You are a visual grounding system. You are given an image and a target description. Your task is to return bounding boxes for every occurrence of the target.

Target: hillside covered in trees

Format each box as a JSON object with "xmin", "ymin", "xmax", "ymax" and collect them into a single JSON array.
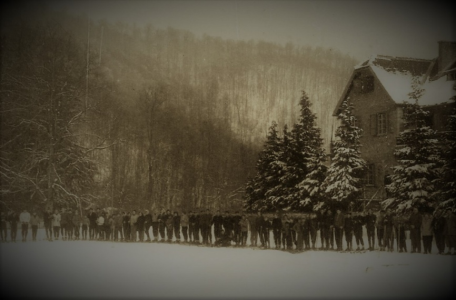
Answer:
[{"xmin": 1, "ymin": 7, "xmax": 357, "ymax": 212}]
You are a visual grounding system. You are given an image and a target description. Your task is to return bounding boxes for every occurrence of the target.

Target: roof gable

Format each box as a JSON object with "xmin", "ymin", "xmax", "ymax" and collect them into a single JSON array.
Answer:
[{"xmin": 334, "ymin": 55, "xmax": 456, "ymax": 115}]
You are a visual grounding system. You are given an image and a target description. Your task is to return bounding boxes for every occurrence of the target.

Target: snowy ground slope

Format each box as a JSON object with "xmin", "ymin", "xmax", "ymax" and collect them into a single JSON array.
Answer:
[{"xmin": 1, "ymin": 237, "xmax": 455, "ymax": 299}]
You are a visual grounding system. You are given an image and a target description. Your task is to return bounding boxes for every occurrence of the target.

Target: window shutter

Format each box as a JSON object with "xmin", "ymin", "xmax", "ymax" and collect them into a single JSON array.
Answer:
[
  {"xmin": 370, "ymin": 114, "xmax": 377, "ymax": 136},
  {"xmin": 386, "ymin": 111, "xmax": 392, "ymax": 134}
]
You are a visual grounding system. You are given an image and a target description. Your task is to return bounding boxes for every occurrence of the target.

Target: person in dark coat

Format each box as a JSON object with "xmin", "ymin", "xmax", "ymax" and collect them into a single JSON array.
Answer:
[
  {"xmin": 151, "ymin": 210, "xmax": 159, "ymax": 241},
  {"xmin": 1, "ymin": 212, "xmax": 7, "ymax": 242},
  {"xmin": 302, "ymin": 215, "xmax": 311, "ymax": 250},
  {"xmin": 173, "ymin": 211, "xmax": 181, "ymax": 243},
  {"xmin": 43, "ymin": 208, "xmax": 53, "ymax": 241},
  {"xmin": 365, "ymin": 209, "xmax": 376, "ymax": 250},
  {"xmin": 352, "ymin": 212, "xmax": 365, "ymax": 251},
  {"xmin": 223, "ymin": 211, "xmax": 233, "ymax": 239},
  {"xmin": 144, "ymin": 210, "xmax": 152, "ymax": 242},
  {"xmin": 444, "ymin": 210, "xmax": 456, "ymax": 255},
  {"xmin": 8, "ymin": 211, "xmax": 19, "ymax": 242},
  {"xmin": 344, "ymin": 212, "xmax": 353, "ymax": 251},
  {"xmin": 158, "ymin": 209, "xmax": 167, "ymax": 242},
  {"xmin": 334, "ymin": 209, "xmax": 345, "ymax": 251},
  {"xmin": 255, "ymin": 212, "xmax": 264, "ymax": 246},
  {"xmin": 432, "ymin": 208, "xmax": 446, "ymax": 254},
  {"xmin": 393, "ymin": 212, "xmax": 407, "ymax": 252},
  {"xmin": 88, "ymin": 209, "xmax": 97, "ymax": 240},
  {"xmin": 309, "ymin": 213, "xmax": 319, "ymax": 250},
  {"xmin": 271, "ymin": 213, "xmax": 282, "ymax": 249},
  {"xmin": 165, "ymin": 210, "xmax": 174, "ymax": 242},
  {"xmin": 189, "ymin": 211, "xmax": 196, "ymax": 243},
  {"xmin": 376, "ymin": 209, "xmax": 385, "ymax": 250},
  {"xmin": 383, "ymin": 208, "xmax": 394, "ymax": 252},
  {"xmin": 215, "ymin": 229, "xmax": 232, "ymax": 247},
  {"xmin": 281, "ymin": 215, "xmax": 293, "ymax": 250},
  {"xmin": 193, "ymin": 211, "xmax": 200, "ymax": 244},
  {"xmin": 262, "ymin": 216, "xmax": 271, "ymax": 248},
  {"xmin": 293, "ymin": 218, "xmax": 304, "ymax": 251},
  {"xmin": 136, "ymin": 212, "xmax": 145, "ymax": 242},
  {"xmin": 60, "ymin": 208, "xmax": 68, "ymax": 240},
  {"xmin": 232, "ymin": 211, "xmax": 242, "ymax": 246},
  {"xmin": 181, "ymin": 211, "xmax": 189, "ymax": 243},
  {"xmin": 122, "ymin": 212, "xmax": 130, "ymax": 242},
  {"xmin": 409, "ymin": 207, "xmax": 422, "ymax": 253},
  {"xmin": 239, "ymin": 215, "xmax": 249, "ymax": 246},
  {"xmin": 30, "ymin": 212, "xmax": 40, "ymax": 241},
  {"xmin": 247, "ymin": 214, "xmax": 258, "ymax": 247},
  {"xmin": 212, "ymin": 210, "xmax": 223, "ymax": 240}
]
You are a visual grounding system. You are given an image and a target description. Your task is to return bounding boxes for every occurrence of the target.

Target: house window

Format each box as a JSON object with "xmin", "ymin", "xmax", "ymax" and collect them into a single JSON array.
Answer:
[
  {"xmin": 377, "ymin": 113, "xmax": 387, "ymax": 135},
  {"xmin": 370, "ymin": 111, "xmax": 391, "ymax": 136},
  {"xmin": 364, "ymin": 164, "xmax": 375, "ymax": 186},
  {"xmin": 351, "ymin": 116, "xmax": 359, "ymax": 128}
]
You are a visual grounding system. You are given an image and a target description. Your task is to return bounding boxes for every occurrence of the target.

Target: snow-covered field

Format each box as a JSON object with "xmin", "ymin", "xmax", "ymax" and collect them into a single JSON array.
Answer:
[{"xmin": 1, "ymin": 230, "xmax": 455, "ymax": 299}]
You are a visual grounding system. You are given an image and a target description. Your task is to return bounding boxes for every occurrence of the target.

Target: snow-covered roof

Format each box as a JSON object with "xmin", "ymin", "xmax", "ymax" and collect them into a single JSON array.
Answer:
[
  {"xmin": 368, "ymin": 55, "xmax": 455, "ymax": 106},
  {"xmin": 334, "ymin": 55, "xmax": 455, "ymax": 115}
]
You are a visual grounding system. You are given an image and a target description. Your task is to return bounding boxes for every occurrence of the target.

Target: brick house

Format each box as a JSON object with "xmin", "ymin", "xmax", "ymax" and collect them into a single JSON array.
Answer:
[{"xmin": 332, "ymin": 41, "xmax": 456, "ymax": 208}]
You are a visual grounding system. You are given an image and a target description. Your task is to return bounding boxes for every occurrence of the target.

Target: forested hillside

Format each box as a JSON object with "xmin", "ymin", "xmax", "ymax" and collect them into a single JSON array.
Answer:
[{"xmin": 1, "ymin": 8, "xmax": 357, "ymax": 212}]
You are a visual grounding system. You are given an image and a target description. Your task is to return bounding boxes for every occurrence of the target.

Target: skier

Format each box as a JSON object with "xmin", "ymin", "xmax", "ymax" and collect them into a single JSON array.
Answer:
[
  {"xmin": 432, "ymin": 208, "xmax": 446, "ymax": 254},
  {"xmin": 52, "ymin": 209, "xmax": 61, "ymax": 241},
  {"xmin": 309, "ymin": 213, "xmax": 319, "ymax": 250},
  {"xmin": 383, "ymin": 208, "xmax": 394, "ymax": 252},
  {"xmin": 165, "ymin": 210, "xmax": 174, "ymax": 243},
  {"xmin": 409, "ymin": 207, "xmax": 422, "ymax": 253},
  {"xmin": 239, "ymin": 214, "xmax": 249, "ymax": 246},
  {"xmin": 365, "ymin": 209, "xmax": 376, "ymax": 250},
  {"xmin": 129, "ymin": 210, "xmax": 138, "ymax": 242},
  {"xmin": 151, "ymin": 210, "xmax": 159, "ymax": 242},
  {"xmin": 343, "ymin": 212, "xmax": 353, "ymax": 252},
  {"xmin": 212, "ymin": 210, "xmax": 223, "ymax": 240},
  {"xmin": 144, "ymin": 210, "xmax": 152, "ymax": 242},
  {"xmin": 30, "ymin": 211, "xmax": 40, "ymax": 242},
  {"xmin": 271, "ymin": 213, "xmax": 282, "ymax": 249},
  {"xmin": 393, "ymin": 212, "xmax": 407, "ymax": 253},
  {"xmin": 334, "ymin": 209, "xmax": 345, "ymax": 251},
  {"xmin": 19, "ymin": 208, "xmax": 31, "ymax": 242},
  {"xmin": 353, "ymin": 212, "xmax": 365, "ymax": 251},
  {"xmin": 376, "ymin": 209, "xmax": 385, "ymax": 250},
  {"xmin": 173, "ymin": 211, "xmax": 181, "ymax": 243},
  {"xmin": 181, "ymin": 211, "xmax": 189, "ymax": 243},
  {"xmin": 421, "ymin": 210, "xmax": 434, "ymax": 254}
]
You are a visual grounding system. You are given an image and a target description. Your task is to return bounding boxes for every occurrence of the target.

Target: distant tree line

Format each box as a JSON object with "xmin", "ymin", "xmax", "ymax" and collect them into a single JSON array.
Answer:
[{"xmin": 1, "ymin": 7, "xmax": 358, "ymax": 212}]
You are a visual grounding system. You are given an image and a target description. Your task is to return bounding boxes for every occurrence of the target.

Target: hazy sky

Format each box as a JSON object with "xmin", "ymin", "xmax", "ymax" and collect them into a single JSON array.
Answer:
[{"xmin": 9, "ymin": 0, "xmax": 456, "ymax": 60}]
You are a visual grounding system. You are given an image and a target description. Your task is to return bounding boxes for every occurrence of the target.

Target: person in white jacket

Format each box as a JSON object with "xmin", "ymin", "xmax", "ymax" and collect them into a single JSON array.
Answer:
[{"xmin": 19, "ymin": 209, "xmax": 31, "ymax": 242}]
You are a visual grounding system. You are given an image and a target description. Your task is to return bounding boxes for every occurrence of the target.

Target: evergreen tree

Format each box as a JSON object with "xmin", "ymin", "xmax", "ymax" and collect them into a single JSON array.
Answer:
[
  {"xmin": 283, "ymin": 91, "xmax": 327, "ymax": 211},
  {"xmin": 244, "ymin": 121, "xmax": 283, "ymax": 211},
  {"xmin": 322, "ymin": 99, "xmax": 366, "ymax": 210},
  {"xmin": 433, "ymin": 107, "xmax": 456, "ymax": 212},
  {"xmin": 384, "ymin": 82, "xmax": 444, "ymax": 211}
]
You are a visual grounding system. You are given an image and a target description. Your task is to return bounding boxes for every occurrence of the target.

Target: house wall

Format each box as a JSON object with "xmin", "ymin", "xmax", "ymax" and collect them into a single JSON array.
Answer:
[{"xmin": 344, "ymin": 67, "xmax": 399, "ymax": 202}]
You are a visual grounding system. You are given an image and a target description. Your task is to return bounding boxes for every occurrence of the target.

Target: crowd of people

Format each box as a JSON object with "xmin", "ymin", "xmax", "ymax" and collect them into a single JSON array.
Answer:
[{"xmin": 1, "ymin": 206, "xmax": 455, "ymax": 255}]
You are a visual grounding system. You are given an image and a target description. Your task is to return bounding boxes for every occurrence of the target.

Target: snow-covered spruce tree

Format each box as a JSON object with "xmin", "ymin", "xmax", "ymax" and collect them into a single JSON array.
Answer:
[
  {"xmin": 384, "ymin": 82, "xmax": 444, "ymax": 211},
  {"xmin": 281, "ymin": 91, "xmax": 327, "ymax": 211},
  {"xmin": 433, "ymin": 105, "xmax": 456, "ymax": 212},
  {"xmin": 321, "ymin": 99, "xmax": 366, "ymax": 210},
  {"xmin": 244, "ymin": 121, "xmax": 283, "ymax": 212}
]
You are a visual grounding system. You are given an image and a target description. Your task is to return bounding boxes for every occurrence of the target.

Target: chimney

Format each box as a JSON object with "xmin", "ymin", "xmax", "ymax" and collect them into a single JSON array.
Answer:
[{"xmin": 438, "ymin": 41, "xmax": 456, "ymax": 73}]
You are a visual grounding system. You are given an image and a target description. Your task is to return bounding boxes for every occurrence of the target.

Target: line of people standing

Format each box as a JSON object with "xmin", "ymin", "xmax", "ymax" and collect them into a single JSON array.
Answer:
[{"xmin": 1, "ymin": 206, "xmax": 455, "ymax": 255}]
